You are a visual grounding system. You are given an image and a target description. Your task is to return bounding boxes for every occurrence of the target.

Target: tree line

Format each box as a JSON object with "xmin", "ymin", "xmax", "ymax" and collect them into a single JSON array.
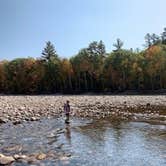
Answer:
[{"xmin": 0, "ymin": 28, "xmax": 166, "ymax": 94}]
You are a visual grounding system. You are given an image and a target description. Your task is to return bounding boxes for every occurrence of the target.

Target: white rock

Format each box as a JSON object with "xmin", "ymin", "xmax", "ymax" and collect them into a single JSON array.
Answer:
[{"xmin": 0, "ymin": 154, "xmax": 15, "ymax": 165}]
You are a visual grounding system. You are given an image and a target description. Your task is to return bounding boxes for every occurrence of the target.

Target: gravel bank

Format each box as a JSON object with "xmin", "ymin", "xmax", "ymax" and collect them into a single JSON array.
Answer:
[{"xmin": 0, "ymin": 95, "xmax": 166, "ymax": 124}]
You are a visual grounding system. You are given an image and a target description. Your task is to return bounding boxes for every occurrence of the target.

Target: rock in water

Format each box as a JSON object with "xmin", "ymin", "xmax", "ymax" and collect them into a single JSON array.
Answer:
[
  {"xmin": 0, "ymin": 118, "xmax": 7, "ymax": 124},
  {"xmin": 60, "ymin": 156, "xmax": 70, "ymax": 161},
  {"xmin": 13, "ymin": 154, "xmax": 27, "ymax": 160},
  {"xmin": 0, "ymin": 154, "xmax": 15, "ymax": 165},
  {"xmin": 36, "ymin": 153, "xmax": 47, "ymax": 160},
  {"xmin": 31, "ymin": 117, "xmax": 38, "ymax": 121}
]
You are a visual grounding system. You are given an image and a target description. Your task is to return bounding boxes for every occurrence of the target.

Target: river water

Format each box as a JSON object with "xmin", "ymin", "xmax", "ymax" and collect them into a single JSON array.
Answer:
[{"xmin": 0, "ymin": 117, "xmax": 165, "ymax": 166}]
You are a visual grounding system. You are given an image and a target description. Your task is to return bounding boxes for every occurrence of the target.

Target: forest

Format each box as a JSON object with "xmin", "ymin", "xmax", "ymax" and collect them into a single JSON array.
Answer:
[{"xmin": 0, "ymin": 28, "xmax": 166, "ymax": 94}]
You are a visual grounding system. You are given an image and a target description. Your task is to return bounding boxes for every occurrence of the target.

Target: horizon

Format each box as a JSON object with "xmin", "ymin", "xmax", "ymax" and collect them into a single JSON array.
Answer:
[{"xmin": 0, "ymin": 0, "xmax": 166, "ymax": 60}]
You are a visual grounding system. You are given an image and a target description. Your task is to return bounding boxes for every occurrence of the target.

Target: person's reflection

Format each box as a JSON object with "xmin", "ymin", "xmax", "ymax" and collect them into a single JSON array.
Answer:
[{"xmin": 65, "ymin": 123, "xmax": 71, "ymax": 145}]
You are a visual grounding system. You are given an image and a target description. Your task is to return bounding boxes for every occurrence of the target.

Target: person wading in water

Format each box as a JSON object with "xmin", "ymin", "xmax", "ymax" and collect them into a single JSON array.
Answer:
[{"xmin": 64, "ymin": 100, "xmax": 70, "ymax": 123}]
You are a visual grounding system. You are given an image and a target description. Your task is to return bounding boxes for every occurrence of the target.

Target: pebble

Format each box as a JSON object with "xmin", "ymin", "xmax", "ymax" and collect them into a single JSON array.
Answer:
[
  {"xmin": 13, "ymin": 154, "xmax": 27, "ymax": 160},
  {"xmin": 0, "ymin": 118, "xmax": 7, "ymax": 124},
  {"xmin": 0, "ymin": 154, "xmax": 15, "ymax": 165},
  {"xmin": 0, "ymin": 96, "xmax": 165, "ymax": 124},
  {"xmin": 60, "ymin": 156, "xmax": 70, "ymax": 161},
  {"xmin": 36, "ymin": 153, "xmax": 47, "ymax": 160}
]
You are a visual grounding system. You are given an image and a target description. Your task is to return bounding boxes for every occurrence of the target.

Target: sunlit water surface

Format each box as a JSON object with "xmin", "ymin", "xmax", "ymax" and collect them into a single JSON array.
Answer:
[{"xmin": 0, "ymin": 117, "xmax": 165, "ymax": 166}]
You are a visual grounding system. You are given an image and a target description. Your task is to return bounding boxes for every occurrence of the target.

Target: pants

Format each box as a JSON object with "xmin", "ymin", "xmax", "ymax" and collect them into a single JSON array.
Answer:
[{"xmin": 65, "ymin": 113, "xmax": 70, "ymax": 122}]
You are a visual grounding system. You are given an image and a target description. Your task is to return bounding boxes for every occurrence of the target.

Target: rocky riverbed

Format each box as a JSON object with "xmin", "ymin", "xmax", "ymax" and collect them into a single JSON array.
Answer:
[
  {"xmin": 0, "ymin": 95, "xmax": 166, "ymax": 165},
  {"xmin": 0, "ymin": 95, "xmax": 166, "ymax": 125}
]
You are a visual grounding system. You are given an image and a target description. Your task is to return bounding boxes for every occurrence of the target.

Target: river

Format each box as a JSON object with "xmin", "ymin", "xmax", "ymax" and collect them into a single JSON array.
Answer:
[{"xmin": 0, "ymin": 117, "xmax": 165, "ymax": 166}]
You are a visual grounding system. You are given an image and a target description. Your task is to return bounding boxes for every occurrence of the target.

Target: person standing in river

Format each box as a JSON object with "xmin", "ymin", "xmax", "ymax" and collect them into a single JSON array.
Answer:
[{"xmin": 64, "ymin": 100, "xmax": 70, "ymax": 123}]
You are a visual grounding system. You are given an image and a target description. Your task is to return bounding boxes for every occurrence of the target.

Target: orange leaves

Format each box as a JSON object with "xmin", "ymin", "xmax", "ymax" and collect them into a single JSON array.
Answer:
[
  {"xmin": 61, "ymin": 59, "xmax": 73, "ymax": 75},
  {"xmin": 145, "ymin": 45, "xmax": 161, "ymax": 58}
]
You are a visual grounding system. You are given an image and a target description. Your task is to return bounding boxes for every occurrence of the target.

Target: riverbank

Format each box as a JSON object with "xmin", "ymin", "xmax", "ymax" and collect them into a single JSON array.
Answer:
[{"xmin": 0, "ymin": 95, "xmax": 166, "ymax": 125}]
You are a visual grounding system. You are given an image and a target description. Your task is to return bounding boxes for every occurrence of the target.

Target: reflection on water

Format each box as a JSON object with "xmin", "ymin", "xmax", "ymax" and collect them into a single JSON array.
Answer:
[
  {"xmin": 65, "ymin": 123, "xmax": 71, "ymax": 145},
  {"xmin": 70, "ymin": 119, "xmax": 166, "ymax": 166},
  {"xmin": 0, "ymin": 117, "xmax": 165, "ymax": 166}
]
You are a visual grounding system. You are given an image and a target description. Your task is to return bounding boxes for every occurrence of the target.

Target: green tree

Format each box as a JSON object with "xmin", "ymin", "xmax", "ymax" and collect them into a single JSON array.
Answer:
[
  {"xmin": 145, "ymin": 33, "xmax": 153, "ymax": 47},
  {"xmin": 103, "ymin": 49, "xmax": 133, "ymax": 91},
  {"xmin": 71, "ymin": 41, "xmax": 106, "ymax": 92},
  {"xmin": 0, "ymin": 61, "xmax": 8, "ymax": 92},
  {"xmin": 42, "ymin": 41, "xmax": 58, "ymax": 62},
  {"xmin": 41, "ymin": 58, "xmax": 61, "ymax": 93},
  {"xmin": 113, "ymin": 38, "xmax": 123, "ymax": 51},
  {"xmin": 161, "ymin": 27, "xmax": 166, "ymax": 45}
]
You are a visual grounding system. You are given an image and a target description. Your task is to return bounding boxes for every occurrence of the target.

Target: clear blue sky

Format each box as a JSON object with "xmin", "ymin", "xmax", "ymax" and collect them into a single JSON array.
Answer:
[{"xmin": 0, "ymin": 0, "xmax": 166, "ymax": 60}]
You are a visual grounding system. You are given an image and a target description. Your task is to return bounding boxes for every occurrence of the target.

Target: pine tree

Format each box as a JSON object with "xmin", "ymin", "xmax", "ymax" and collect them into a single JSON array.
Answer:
[
  {"xmin": 113, "ymin": 38, "xmax": 123, "ymax": 51},
  {"xmin": 42, "ymin": 41, "xmax": 58, "ymax": 61}
]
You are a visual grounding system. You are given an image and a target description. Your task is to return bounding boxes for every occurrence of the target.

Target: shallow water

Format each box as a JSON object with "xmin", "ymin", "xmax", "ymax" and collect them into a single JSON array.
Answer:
[{"xmin": 0, "ymin": 117, "xmax": 165, "ymax": 166}]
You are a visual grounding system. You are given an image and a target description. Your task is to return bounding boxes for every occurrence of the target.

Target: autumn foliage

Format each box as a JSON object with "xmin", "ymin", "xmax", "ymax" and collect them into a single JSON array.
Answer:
[{"xmin": 0, "ymin": 29, "xmax": 166, "ymax": 94}]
